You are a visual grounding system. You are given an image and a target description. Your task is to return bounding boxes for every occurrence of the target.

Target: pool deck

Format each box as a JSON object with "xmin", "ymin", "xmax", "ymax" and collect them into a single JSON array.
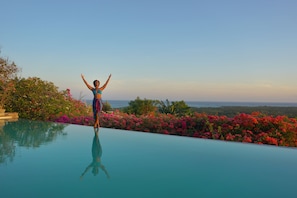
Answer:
[
  {"xmin": 0, "ymin": 112, "xmax": 19, "ymax": 120},
  {"xmin": 0, "ymin": 112, "xmax": 18, "ymax": 127}
]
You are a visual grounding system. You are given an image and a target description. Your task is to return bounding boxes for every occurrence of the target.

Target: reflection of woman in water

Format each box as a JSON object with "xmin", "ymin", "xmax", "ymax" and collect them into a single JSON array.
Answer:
[
  {"xmin": 80, "ymin": 128, "xmax": 110, "ymax": 179},
  {"xmin": 81, "ymin": 74, "xmax": 111, "ymax": 128}
]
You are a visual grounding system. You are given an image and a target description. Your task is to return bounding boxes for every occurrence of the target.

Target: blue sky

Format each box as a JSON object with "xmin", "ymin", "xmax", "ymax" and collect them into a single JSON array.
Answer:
[{"xmin": 1, "ymin": 0, "xmax": 297, "ymax": 102}]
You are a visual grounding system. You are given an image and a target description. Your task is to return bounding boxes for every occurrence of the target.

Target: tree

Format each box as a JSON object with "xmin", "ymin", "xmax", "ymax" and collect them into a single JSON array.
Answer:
[
  {"xmin": 157, "ymin": 99, "xmax": 173, "ymax": 114},
  {"xmin": 123, "ymin": 97, "xmax": 158, "ymax": 115},
  {"xmin": 157, "ymin": 99, "xmax": 192, "ymax": 116},
  {"xmin": 170, "ymin": 100, "xmax": 192, "ymax": 116},
  {"xmin": 0, "ymin": 54, "xmax": 20, "ymax": 109}
]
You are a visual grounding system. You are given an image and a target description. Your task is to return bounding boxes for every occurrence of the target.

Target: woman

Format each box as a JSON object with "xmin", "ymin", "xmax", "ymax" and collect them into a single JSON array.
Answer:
[{"xmin": 81, "ymin": 74, "xmax": 111, "ymax": 128}]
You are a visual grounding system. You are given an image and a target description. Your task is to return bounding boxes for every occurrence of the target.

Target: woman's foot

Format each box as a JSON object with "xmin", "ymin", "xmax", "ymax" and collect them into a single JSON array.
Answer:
[{"xmin": 94, "ymin": 122, "xmax": 99, "ymax": 128}]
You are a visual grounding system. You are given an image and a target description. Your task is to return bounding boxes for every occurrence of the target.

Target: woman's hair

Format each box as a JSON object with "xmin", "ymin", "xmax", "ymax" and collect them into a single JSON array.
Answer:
[{"xmin": 93, "ymin": 80, "xmax": 100, "ymax": 87}]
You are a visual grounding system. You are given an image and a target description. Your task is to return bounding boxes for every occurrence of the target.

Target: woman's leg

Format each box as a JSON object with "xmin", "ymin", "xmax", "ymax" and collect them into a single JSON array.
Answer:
[
  {"xmin": 97, "ymin": 99, "xmax": 103, "ymax": 127},
  {"xmin": 93, "ymin": 98, "xmax": 99, "ymax": 128},
  {"xmin": 94, "ymin": 113, "xmax": 99, "ymax": 128},
  {"xmin": 93, "ymin": 99, "xmax": 102, "ymax": 128}
]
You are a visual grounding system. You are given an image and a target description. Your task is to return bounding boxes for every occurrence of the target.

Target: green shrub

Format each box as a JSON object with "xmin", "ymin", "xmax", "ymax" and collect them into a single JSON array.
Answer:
[
  {"xmin": 5, "ymin": 77, "xmax": 90, "ymax": 120},
  {"xmin": 157, "ymin": 99, "xmax": 192, "ymax": 116},
  {"xmin": 102, "ymin": 101, "xmax": 112, "ymax": 112},
  {"xmin": 123, "ymin": 97, "xmax": 158, "ymax": 116}
]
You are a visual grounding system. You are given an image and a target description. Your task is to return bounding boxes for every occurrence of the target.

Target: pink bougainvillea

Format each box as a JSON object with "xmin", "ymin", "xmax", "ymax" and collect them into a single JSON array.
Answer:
[{"xmin": 51, "ymin": 110, "xmax": 297, "ymax": 147}]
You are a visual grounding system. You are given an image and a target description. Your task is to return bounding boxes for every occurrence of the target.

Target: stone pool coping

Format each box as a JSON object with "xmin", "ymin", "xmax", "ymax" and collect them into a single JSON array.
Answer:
[
  {"xmin": 0, "ymin": 112, "xmax": 18, "ymax": 127},
  {"xmin": 0, "ymin": 112, "xmax": 19, "ymax": 120}
]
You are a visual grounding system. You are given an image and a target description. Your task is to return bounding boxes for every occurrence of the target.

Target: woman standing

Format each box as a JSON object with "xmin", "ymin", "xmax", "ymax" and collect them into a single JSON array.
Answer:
[{"xmin": 81, "ymin": 74, "xmax": 111, "ymax": 128}]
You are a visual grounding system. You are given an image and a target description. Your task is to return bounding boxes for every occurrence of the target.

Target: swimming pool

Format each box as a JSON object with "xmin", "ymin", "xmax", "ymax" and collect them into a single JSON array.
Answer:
[{"xmin": 1, "ymin": 119, "xmax": 297, "ymax": 198}]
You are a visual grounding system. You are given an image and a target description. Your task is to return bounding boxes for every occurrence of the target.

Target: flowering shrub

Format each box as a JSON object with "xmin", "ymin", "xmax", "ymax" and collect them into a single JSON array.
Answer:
[
  {"xmin": 6, "ymin": 78, "xmax": 91, "ymax": 120},
  {"xmin": 0, "ymin": 55, "xmax": 20, "ymax": 109},
  {"xmin": 52, "ymin": 110, "xmax": 297, "ymax": 147},
  {"xmin": 0, "ymin": 80, "xmax": 15, "ymax": 109}
]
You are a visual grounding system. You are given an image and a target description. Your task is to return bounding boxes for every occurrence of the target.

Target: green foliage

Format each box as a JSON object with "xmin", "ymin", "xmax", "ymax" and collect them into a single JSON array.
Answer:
[
  {"xmin": 5, "ymin": 77, "xmax": 90, "ymax": 120},
  {"xmin": 6, "ymin": 77, "xmax": 64, "ymax": 120},
  {"xmin": 157, "ymin": 99, "xmax": 192, "ymax": 116},
  {"xmin": 157, "ymin": 99, "xmax": 172, "ymax": 114},
  {"xmin": 62, "ymin": 88, "xmax": 92, "ymax": 118},
  {"xmin": 123, "ymin": 97, "xmax": 158, "ymax": 115},
  {"xmin": 122, "ymin": 98, "xmax": 192, "ymax": 116},
  {"xmin": 0, "ymin": 54, "xmax": 20, "ymax": 108},
  {"xmin": 102, "ymin": 101, "xmax": 112, "ymax": 112}
]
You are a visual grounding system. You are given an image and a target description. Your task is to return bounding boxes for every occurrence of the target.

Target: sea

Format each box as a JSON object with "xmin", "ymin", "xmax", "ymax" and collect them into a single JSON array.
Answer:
[{"xmin": 83, "ymin": 100, "xmax": 297, "ymax": 108}]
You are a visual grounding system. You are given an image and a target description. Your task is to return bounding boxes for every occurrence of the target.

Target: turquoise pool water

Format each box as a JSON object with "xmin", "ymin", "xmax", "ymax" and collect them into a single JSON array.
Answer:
[{"xmin": 1, "ymin": 119, "xmax": 297, "ymax": 198}]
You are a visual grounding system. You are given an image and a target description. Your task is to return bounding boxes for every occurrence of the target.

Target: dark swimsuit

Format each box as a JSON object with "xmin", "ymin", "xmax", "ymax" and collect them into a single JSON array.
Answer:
[{"xmin": 92, "ymin": 89, "xmax": 103, "ymax": 119}]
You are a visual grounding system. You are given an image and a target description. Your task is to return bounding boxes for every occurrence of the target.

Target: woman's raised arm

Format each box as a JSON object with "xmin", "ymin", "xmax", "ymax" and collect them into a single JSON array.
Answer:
[
  {"xmin": 81, "ymin": 74, "xmax": 93, "ymax": 90},
  {"xmin": 100, "ymin": 74, "xmax": 112, "ymax": 90}
]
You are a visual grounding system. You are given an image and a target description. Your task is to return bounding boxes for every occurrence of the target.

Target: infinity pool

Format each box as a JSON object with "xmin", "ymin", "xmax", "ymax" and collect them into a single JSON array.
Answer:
[{"xmin": 1, "ymin": 119, "xmax": 297, "ymax": 198}]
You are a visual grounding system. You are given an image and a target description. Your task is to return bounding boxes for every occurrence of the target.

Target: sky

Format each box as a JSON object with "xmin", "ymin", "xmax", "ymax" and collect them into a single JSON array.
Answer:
[{"xmin": 1, "ymin": 0, "xmax": 297, "ymax": 102}]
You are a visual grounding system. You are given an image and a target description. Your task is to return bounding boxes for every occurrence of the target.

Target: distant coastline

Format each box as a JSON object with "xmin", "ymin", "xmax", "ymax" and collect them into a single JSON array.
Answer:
[{"xmin": 82, "ymin": 99, "xmax": 297, "ymax": 109}]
